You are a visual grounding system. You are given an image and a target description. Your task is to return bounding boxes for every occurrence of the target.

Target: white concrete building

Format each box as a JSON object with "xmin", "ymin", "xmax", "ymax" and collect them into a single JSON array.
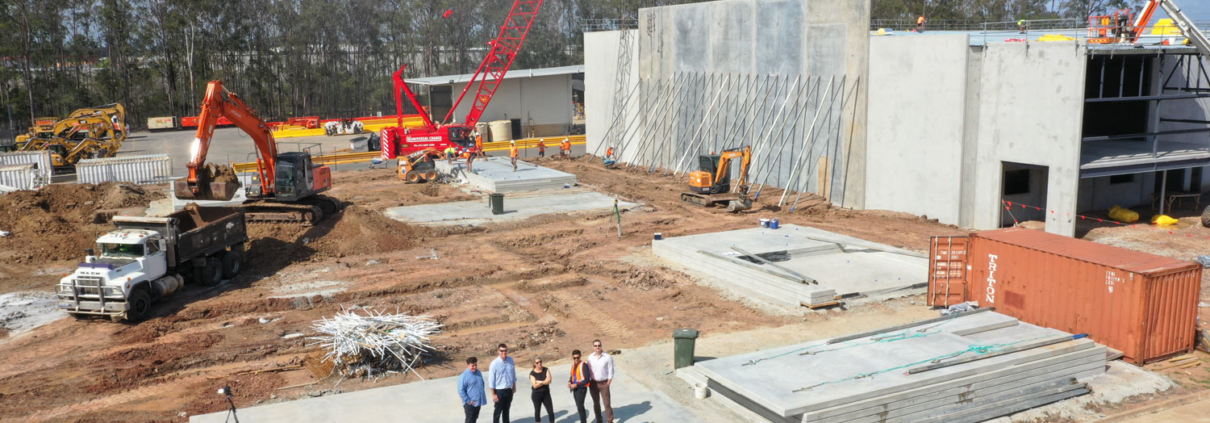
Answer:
[
  {"xmin": 584, "ymin": 0, "xmax": 1210, "ymax": 237},
  {"xmin": 405, "ymin": 65, "xmax": 584, "ymax": 138},
  {"xmin": 866, "ymin": 33, "xmax": 1210, "ymax": 236}
]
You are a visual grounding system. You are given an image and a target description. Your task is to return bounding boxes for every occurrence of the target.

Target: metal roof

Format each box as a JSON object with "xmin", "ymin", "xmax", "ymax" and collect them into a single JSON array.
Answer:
[{"xmin": 404, "ymin": 65, "xmax": 585, "ymax": 86}]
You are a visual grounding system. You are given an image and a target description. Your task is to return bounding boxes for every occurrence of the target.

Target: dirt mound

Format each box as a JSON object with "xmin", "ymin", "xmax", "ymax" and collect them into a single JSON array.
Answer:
[
  {"xmin": 310, "ymin": 206, "xmax": 421, "ymax": 257},
  {"xmin": 0, "ymin": 182, "xmax": 164, "ymax": 263}
]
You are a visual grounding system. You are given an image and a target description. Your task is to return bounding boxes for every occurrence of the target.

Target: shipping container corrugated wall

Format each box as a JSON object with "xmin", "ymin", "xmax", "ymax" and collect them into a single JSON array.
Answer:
[
  {"xmin": 76, "ymin": 154, "xmax": 173, "ymax": 185},
  {"xmin": 0, "ymin": 151, "xmax": 52, "ymax": 188},
  {"xmin": 0, "ymin": 164, "xmax": 39, "ymax": 191},
  {"xmin": 954, "ymin": 227, "xmax": 1201, "ymax": 364}
]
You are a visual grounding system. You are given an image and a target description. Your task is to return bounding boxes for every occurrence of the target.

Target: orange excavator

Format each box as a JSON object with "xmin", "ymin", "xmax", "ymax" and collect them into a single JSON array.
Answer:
[
  {"xmin": 681, "ymin": 145, "xmax": 753, "ymax": 213},
  {"xmin": 174, "ymin": 80, "xmax": 341, "ymax": 225}
]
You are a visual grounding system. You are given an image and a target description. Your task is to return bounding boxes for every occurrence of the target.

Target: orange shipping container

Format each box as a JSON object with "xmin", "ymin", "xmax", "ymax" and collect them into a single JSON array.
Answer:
[{"xmin": 929, "ymin": 227, "xmax": 1201, "ymax": 364}]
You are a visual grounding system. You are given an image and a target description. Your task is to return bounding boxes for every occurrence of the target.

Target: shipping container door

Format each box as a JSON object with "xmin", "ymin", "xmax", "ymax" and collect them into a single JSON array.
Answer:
[{"xmin": 928, "ymin": 236, "xmax": 969, "ymax": 307}]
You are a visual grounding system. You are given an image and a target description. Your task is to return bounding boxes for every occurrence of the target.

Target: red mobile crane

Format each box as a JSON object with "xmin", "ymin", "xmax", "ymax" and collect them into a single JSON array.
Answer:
[{"xmin": 380, "ymin": 0, "xmax": 545, "ymax": 159}]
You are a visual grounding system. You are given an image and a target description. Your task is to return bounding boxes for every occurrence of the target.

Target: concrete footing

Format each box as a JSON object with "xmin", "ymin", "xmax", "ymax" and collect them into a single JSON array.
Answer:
[
  {"xmin": 436, "ymin": 157, "xmax": 576, "ymax": 193},
  {"xmin": 652, "ymin": 224, "xmax": 928, "ymax": 307}
]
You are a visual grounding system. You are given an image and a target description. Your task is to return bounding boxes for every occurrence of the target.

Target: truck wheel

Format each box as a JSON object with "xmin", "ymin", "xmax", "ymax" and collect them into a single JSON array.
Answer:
[
  {"xmin": 221, "ymin": 250, "xmax": 242, "ymax": 279},
  {"xmin": 197, "ymin": 258, "xmax": 223, "ymax": 287},
  {"xmin": 126, "ymin": 289, "xmax": 151, "ymax": 322}
]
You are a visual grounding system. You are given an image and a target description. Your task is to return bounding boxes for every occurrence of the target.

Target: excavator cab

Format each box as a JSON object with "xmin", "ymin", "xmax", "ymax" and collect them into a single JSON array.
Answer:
[
  {"xmin": 271, "ymin": 152, "xmax": 331, "ymax": 202},
  {"xmin": 690, "ymin": 154, "xmax": 731, "ymax": 194}
]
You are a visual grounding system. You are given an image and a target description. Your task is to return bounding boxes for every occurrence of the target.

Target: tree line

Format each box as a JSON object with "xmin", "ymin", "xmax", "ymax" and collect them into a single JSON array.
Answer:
[{"xmin": 0, "ymin": 0, "xmax": 1142, "ymax": 134}]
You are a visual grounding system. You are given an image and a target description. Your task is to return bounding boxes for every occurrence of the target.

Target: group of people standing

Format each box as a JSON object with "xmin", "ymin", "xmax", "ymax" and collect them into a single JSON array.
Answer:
[{"xmin": 459, "ymin": 340, "xmax": 616, "ymax": 423}]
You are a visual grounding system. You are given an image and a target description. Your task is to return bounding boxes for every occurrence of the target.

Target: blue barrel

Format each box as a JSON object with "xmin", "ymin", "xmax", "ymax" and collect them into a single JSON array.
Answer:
[{"xmin": 770, "ymin": 218, "xmax": 780, "ymax": 229}]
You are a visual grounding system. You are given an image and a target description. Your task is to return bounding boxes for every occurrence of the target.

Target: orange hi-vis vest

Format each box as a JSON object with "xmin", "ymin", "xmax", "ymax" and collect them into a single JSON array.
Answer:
[
  {"xmin": 917, "ymin": 16, "xmax": 925, "ymax": 25},
  {"xmin": 571, "ymin": 362, "xmax": 587, "ymax": 385},
  {"xmin": 509, "ymin": 146, "xmax": 518, "ymax": 158}
]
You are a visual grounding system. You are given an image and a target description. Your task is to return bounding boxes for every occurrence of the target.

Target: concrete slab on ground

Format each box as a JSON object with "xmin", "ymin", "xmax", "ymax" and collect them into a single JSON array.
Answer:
[
  {"xmin": 436, "ymin": 157, "xmax": 577, "ymax": 193},
  {"xmin": 653, "ymin": 224, "xmax": 928, "ymax": 307},
  {"xmin": 190, "ymin": 362, "xmax": 697, "ymax": 423},
  {"xmin": 384, "ymin": 190, "xmax": 639, "ymax": 227}
]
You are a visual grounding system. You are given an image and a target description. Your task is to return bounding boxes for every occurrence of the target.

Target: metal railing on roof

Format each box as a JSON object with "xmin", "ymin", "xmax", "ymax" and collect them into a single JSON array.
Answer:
[{"xmin": 581, "ymin": 18, "xmax": 639, "ymax": 32}]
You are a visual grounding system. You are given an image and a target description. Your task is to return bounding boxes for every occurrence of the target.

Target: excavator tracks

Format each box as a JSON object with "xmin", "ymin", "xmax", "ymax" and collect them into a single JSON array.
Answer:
[{"xmin": 239, "ymin": 195, "xmax": 343, "ymax": 226}]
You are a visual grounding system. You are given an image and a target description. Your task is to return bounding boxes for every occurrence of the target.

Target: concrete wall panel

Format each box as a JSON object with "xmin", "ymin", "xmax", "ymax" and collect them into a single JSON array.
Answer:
[
  {"xmin": 972, "ymin": 42, "xmax": 1086, "ymax": 236},
  {"xmin": 632, "ymin": 0, "xmax": 868, "ymax": 206},
  {"xmin": 585, "ymin": 30, "xmax": 639, "ymax": 156},
  {"xmin": 865, "ymin": 34, "xmax": 970, "ymax": 225}
]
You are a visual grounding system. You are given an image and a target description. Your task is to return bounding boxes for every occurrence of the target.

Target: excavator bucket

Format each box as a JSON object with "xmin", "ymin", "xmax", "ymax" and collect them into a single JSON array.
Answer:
[{"xmin": 174, "ymin": 164, "xmax": 241, "ymax": 201}]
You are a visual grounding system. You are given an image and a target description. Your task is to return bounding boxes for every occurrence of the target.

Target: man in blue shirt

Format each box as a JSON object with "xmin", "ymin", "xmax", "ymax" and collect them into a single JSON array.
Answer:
[
  {"xmin": 488, "ymin": 343, "xmax": 517, "ymax": 423},
  {"xmin": 459, "ymin": 357, "xmax": 487, "ymax": 423}
]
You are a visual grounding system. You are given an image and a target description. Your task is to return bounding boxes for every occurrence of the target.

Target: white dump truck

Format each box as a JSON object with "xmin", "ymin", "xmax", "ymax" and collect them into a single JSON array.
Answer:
[{"xmin": 56, "ymin": 204, "xmax": 248, "ymax": 322}]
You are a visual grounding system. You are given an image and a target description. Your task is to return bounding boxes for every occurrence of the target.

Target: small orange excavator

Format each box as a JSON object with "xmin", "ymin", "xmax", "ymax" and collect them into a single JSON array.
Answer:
[
  {"xmin": 174, "ymin": 80, "xmax": 341, "ymax": 224},
  {"xmin": 681, "ymin": 145, "xmax": 753, "ymax": 213}
]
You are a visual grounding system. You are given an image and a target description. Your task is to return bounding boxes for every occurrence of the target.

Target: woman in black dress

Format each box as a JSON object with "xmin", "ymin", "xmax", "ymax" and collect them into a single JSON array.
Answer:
[{"xmin": 529, "ymin": 356, "xmax": 554, "ymax": 423}]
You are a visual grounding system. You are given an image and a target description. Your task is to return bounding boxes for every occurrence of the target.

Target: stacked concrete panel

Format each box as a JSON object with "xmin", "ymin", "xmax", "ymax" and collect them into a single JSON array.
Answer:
[
  {"xmin": 435, "ymin": 158, "xmax": 576, "ymax": 193},
  {"xmin": 652, "ymin": 224, "xmax": 927, "ymax": 307},
  {"xmin": 689, "ymin": 311, "xmax": 1105, "ymax": 423}
]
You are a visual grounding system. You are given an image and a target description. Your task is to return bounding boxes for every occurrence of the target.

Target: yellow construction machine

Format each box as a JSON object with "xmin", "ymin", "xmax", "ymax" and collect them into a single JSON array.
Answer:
[
  {"xmin": 17, "ymin": 104, "xmax": 127, "ymax": 167},
  {"xmin": 681, "ymin": 145, "xmax": 753, "ymax": 212}
]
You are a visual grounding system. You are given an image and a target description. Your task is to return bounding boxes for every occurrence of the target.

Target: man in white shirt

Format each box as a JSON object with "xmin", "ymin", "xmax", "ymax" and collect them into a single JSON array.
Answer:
[
  {"xmin": 587, "ymin": 339, "xmax": 615, "ymax": 423},
  {"xmin": 488, "ymin": 343, "xmax": 516, "ymax": 423}
]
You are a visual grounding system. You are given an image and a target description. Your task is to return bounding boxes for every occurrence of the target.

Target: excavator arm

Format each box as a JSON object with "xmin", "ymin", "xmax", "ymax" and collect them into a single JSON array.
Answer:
[
  {"xmin": 714, "ymin": 146, "xmax": 752, "ymax": 188},
  {"xmin": 182, "ymin": 80, "xmax": 278, "ymax": 200}
]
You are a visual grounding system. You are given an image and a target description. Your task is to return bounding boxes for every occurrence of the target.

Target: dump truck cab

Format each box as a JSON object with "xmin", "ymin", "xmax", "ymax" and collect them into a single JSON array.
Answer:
[{"xmin": 57, "ymin": 229, "xmax": 180, "ymax": 321}]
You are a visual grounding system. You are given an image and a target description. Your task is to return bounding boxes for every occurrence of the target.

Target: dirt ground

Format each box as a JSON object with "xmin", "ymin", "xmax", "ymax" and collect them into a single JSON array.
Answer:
[{"xmin": 0, "ymin": 157, "xmax": 1117, "ymax": 423}]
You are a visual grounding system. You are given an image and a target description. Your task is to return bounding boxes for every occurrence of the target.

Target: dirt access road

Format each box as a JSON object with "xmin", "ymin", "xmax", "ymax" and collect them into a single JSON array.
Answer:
[{"xmin": 0, "ymin": 158, "xmax": 967, "ymax": 422}]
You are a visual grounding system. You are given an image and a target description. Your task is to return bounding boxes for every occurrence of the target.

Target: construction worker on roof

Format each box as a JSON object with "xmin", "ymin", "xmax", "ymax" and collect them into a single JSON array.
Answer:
[
  {"xmin": 917, "ymin": 15, "xmax": 925, "ymax": 32},
  {"xmin": 509, "ymin": 141, "xmax": 519, "ymax": 172}
]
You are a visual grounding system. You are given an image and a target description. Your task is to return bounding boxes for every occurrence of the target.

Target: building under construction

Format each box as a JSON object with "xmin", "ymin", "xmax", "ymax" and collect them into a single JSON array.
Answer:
[{"xmin": 587, "ymin": 0, "xmax": 1210, "ymax": 236}]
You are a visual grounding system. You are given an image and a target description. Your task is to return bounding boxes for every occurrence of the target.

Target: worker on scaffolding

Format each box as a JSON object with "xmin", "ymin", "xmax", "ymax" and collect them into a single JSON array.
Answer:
[{"xmin": 917, "ymin": 15, "xmax": 925, "ymax": 32}]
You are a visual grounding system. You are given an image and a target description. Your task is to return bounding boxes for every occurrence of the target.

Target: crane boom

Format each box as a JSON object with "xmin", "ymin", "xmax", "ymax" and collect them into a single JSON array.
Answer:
[
  {"xmin": 186, "ymin": 80, "xmax": 278, "ymax": 197},
  {"xmin": 379, "ymin": 0, "xmax": 545, "ymax": 160},
  {"xmin": 443, "ymin": 0, "xmax": 545, "ymax": 127}
]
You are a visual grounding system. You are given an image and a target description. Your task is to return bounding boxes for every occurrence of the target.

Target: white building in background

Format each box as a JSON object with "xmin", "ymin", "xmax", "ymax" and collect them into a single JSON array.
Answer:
[{"xmin": 405, "ymin": 65, "xmax": 585, "ymax": 138}]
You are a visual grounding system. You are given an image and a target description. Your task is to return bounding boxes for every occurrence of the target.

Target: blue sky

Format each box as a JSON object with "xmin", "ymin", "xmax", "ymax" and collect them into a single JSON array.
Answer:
[{"xmin": 1156, "ymin": 3, "xmax": 1209, "ymax": 24}]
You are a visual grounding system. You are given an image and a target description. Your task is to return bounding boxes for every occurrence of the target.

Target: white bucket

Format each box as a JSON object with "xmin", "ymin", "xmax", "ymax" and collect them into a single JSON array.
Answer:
[
  {"xmin": 759, "ymin": 218, "xmax": 770, "ymax": 228},
  {"xmin": 694, "ymin": 383, "xmax": 710, "ymax": 399}
]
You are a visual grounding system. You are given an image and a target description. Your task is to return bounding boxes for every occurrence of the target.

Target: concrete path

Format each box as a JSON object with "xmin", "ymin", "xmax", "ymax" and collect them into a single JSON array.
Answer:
[
  {"xmin": 191, "ymin": 362, "xmax": 697, "ymax": 423},
  {"xmin": 385, "ymin": 191, "xmax": 639, "ymax": 226}
]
